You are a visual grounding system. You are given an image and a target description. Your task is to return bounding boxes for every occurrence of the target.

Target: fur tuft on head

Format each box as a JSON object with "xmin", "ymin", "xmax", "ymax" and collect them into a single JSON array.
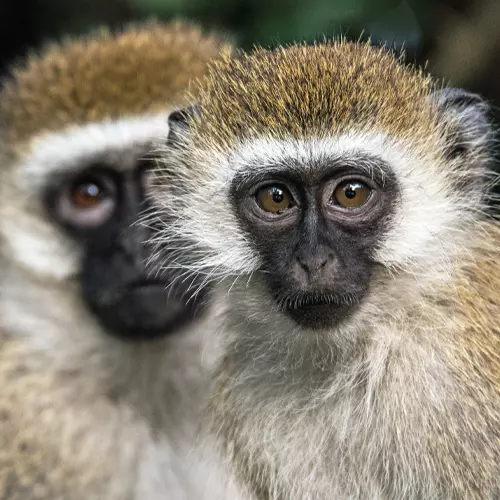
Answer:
[
  {"xmin": 185, "ymin": 41, "xmax": 438, "ymax": 146},
  {"xmin": 0, "ymin": 20, "xmax": 231, "ymax": 154}
]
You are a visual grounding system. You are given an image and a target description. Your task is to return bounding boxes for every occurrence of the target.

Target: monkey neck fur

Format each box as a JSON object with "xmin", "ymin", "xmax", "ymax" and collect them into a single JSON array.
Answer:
[
  {"xmin": 0, "ymin": 261, "xmax": 221, "ymax": 429},
  {"xmin": 0, "ymin": 260, "xmax": 235, "ymax": 499},
  {"xmin": 210, "ymin": 221, "xmax": 500, "ymax": 500}
]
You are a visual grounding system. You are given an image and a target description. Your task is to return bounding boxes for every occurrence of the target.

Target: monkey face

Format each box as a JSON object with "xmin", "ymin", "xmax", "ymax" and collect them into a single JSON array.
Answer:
[
  {"xmin": 1, "ymin": 117, "xmax": 211, "ymax": 342},
  {"xmin": 153, "ymin": 43, "xmax": 494, "ymax": 339},
  {"xmin": 46, "ymin": 160, "xmax": 209, "ymax": 341},
  {"xmin": 230, "ymin": 156, "xmax": 398, "ymax": 329}
]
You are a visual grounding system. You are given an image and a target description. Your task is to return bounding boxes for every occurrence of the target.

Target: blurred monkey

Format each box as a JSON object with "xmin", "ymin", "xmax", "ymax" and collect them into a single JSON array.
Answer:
[{"xmin": 0, "ymin": 21, "xmax": 238, "ymax": 500}]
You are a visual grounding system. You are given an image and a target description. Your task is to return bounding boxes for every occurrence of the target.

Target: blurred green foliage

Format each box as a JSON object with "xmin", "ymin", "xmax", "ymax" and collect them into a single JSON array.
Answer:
[
  {"xmin": 126, "ymin": 0, "xmax": 428, "ymax": 49},
  {"xmin": 5, "ymin": 0, "xmax": 432, "ymax": 51}
]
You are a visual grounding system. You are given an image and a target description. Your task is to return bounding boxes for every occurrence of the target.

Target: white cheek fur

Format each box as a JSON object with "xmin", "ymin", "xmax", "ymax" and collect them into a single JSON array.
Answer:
[
  {"xmin": 164, "ymin": 131, "xmax": 471, "ymax": 280},
  {"xmin": 0, "ymin": 115, "xmax": 170, "ymax": 281}
]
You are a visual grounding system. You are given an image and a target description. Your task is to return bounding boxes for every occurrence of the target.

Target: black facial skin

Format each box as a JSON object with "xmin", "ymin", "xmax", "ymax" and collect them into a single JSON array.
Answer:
[
  {"xmin": 231, "ymin": 155, "xmax": 398, "ymax": 330},
  {"xmin": 45, "ymin": 156, "xmax": 210, "ymax": 341}
]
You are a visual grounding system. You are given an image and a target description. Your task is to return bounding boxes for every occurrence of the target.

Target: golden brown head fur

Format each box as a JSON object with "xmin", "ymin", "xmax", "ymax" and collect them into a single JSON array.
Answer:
[
  {"xmin": 0, "ymin": 20, "xmax": 230, "ymax": 151},
  {"xmin": 188, "ymin": 42, "xmax": 438, "ymax": 148}
]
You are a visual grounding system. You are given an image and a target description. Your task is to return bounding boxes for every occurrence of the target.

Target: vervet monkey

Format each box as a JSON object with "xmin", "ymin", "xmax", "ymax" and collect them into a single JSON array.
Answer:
[
  {"xmin": 0, "ymin": 21, "xmax": 237, "ymax": 500},
  {"xmin": 151, "ymin": 42, "xmax": 500, "ymax": 499}
]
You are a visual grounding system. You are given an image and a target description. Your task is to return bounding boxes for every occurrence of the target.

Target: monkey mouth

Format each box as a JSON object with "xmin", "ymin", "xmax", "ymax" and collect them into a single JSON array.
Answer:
[
  {"xmin": 85, "ymin": 278, "xmax": 211, "ymax": 342},
  {"xmin": 129, "ymin": 279, "xmax": 169, "ymax": 291},
  {"xmin": 279, "ymin": 291, "xmax": 357, "ymax": 310},
  {"xmin": 278, "ymin": 291, "xmax": 360, "ymax": 330}
]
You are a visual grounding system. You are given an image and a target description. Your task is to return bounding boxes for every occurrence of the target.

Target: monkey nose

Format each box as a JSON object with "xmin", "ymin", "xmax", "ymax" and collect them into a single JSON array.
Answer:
[
  {"xmin": 295, "ymin": 251, "xmax": 337, "ymax": 284},
  {"xmin": 297, "ymin": 255, "xmax": 330, "ymax": 273}
]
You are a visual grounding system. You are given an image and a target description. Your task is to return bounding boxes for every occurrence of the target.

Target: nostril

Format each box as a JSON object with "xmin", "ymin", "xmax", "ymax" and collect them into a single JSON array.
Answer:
[
  {"xmin": 297, "ymin": 253, "xmax": 334, "ymax": 273},
  {"xmin": 319, "ymin": 253, "xmax": 335, "ymax": 270},
  {"xmin": 296, "ymin": 255, "xmax": 309, "ymax": 272},
  {"xmin": 318, "ymin": 258, "xmax": 328, "ymax": 270}
]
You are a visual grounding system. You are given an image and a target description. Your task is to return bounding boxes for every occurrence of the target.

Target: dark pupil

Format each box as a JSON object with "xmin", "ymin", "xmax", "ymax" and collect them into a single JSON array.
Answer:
[
  {"xmin": 344, "ymin": 184, "xmax": 358, "ymax": 199},
  {"xmin": 272, "ymin": 188, "xmax": 285, "ymax": 204}
]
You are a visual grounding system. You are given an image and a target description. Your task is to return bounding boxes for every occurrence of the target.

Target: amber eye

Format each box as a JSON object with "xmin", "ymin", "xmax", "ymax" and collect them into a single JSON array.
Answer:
[
  {"xmin": 332, "ymin": 180, "xmax": 372, "ymax": 209},
  {"xmin": 55, "ymin": 172, "xmax": 117, "ymax": 229},
  {"xmin": 71, "ymin": 181, "xmax": 104, "ymax": 208},
  {"xmin": 256, "ymin": 185, "xmax": 294, "ymax": 214}
]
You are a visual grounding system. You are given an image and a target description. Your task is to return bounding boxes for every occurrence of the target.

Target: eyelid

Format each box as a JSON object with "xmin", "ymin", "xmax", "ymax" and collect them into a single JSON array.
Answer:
[
  {"xmin": 248, "ymin": 179, "xmax": 300, "ymax": 202},
  {"xmin": 72, "ymin": 170, "xmax": 112, "ymax": 190},
  {"xmin": 329, "ymin": 174, "xmax": 377, "ymax": 189},
  {"xmin": 323, "ymin": 175, "xmax": 377, "ymax": 201}
]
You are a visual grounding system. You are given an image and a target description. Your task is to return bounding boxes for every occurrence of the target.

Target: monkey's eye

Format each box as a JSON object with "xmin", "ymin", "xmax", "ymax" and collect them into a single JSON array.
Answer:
[
  {"xmin": 255, "ymin": 185, "xmax": 294, "ymax": 214},
  {"xmin": 331, "ymin": 180, "xmax": 372, "ymax": 209},
  {"xmin": 55, "ymin": 172, "xmax": 117, "ymax": 229},
  {"xmin": 71, "ymin": 181, "xmax": 104, "ymax": 208}
]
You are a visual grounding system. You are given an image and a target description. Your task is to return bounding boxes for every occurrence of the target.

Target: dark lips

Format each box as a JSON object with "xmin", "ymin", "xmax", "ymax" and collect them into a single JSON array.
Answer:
[{"xmin": 282, "ymin": 291, "xmax": 359, "ymax": 330}]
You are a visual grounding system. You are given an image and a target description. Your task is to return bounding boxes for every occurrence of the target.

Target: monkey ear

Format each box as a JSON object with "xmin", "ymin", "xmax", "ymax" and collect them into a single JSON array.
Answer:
[
  {"xmin": 167, "ymin": 104, "xmax": 202, "ymax": 140},
  {"xmin": 430, "ymin": 88, "xmax": 492, "ymax": 159}
]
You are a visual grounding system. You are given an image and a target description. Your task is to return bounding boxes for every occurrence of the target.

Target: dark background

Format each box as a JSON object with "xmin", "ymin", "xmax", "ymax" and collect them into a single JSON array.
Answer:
[{"xmin": 1, "ymin": 0, "xmax": 499, "ymax": 198}]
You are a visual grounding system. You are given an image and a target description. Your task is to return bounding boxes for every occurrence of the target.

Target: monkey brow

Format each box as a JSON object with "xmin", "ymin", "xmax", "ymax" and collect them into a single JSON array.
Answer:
[{"xmin": 230, "ymin": 153, "xmax": 393, "ymax": 190}]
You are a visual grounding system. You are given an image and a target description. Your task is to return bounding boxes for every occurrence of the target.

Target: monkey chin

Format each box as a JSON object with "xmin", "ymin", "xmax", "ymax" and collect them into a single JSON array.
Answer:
[{"xmin": 281, "ymin": 292, "xmax": 361, "ymax": 331}]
